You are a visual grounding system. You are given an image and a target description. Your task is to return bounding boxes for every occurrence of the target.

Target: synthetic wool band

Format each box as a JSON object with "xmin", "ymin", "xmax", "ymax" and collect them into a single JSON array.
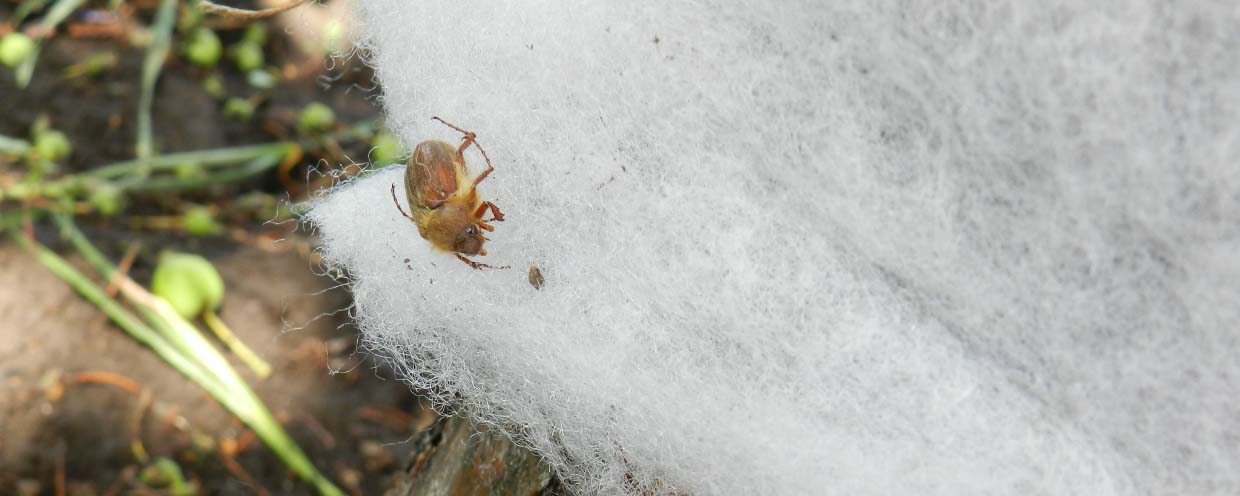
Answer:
[{"xmin": 308, "ymin": 2, "xmax": 1240, "ymax": 494}]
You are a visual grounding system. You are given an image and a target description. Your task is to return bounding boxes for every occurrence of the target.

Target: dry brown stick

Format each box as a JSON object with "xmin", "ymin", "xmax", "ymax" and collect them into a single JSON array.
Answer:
[
  {"xmin": 102, "ymin": 466, "xmax": 138, "ymax": 496},
  {"xmin": 54, "ymin": 442, "xmax": 66, "ymax": 496},
  {"xmin": 105, "ymin": 242, "xmax": 142, "ymax": 298},
  {"xmin": 72, "ymin": 370, "xmax": 143, "ymax": 394},
  {"xmin": 220, "ymin": 452, "xmax": 273, "ymax": 496},
  {"xmin": 199, "ymin": 0, "xmax": 312, "ymax": 23},
  {"xmin": 130, "ymin": 389, "xmax": 153, "ymax": 463}
]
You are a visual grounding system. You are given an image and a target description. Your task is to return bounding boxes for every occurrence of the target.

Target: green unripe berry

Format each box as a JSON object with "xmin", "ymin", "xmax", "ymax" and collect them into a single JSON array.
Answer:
[
  {"xmin": 33, "ymin": 129, "xmax": 71, "ymax": 162},
  {"xmin": 322, "ymin": 20, "xmax": 346, "ymax": 54},
  {"xmin": 230, "ymin": 41, "xmax": 264, "ymax": 72},
  {"xmin": 184, "ymin": 28, "xmax": 222, "ymax": 68},
  {"xmin": 201, "ymin": 74, "xmax": 225, "ymax": 99},
  {"xmin": 223, "ymin": 98, "xmax": 254, "ymax": 121},
  {"xmin": 297, "ymin": 102, "xmax": 336, "ymax": 134},
  {"xmin": 177, "ymin": 2, "xmax": 205, "ymax": 33},
  {"xmin": 0, "ymin": 33, "xmax": 36, "ymax": 67},
  {"xmin": 369, "ymin": 131, "xmax": 406, "ymax": 167},
  {"xmin": 88, "ymin": 184, "xmax": 125, "ymax": 217},
  {"xmin": 139, "ymin": 457, "xmax": 192, "ymax": 494},
  {"xmin": 242, "ymin": 23, "xmax": 268, "ymax": 46},
  {"xmin": 183, "ymin": 205, "xmax": 220, "ymax": 237},
  {"xmin": 151, "ymin": 251, "xmax": 225, "ymax": 319}
]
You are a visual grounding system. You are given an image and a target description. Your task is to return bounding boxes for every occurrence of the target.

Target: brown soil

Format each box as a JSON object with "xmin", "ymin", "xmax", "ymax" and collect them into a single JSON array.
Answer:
[
  {"xmin": 0, "ymin": 3, "xmax": 436, "ymax": 494},
  {"xmin": 0, "ymin": 242, "xmax": 434, "ymax": 495}
]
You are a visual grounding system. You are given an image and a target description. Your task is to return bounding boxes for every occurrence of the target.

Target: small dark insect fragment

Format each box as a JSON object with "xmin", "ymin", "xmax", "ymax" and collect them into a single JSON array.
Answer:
[{"xmin": 528, "ymin": 265, "xmax": 544, "ymax": 290}]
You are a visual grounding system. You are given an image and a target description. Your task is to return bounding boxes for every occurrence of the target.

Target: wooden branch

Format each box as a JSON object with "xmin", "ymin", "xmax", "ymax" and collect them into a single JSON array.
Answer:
[{"xmin": 389, "ymin": 415, "xmax": 563, "ymax": 495}]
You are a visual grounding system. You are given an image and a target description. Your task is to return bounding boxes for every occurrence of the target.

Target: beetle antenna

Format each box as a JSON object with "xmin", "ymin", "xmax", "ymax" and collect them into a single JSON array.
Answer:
[
  {"xmin": 431, "ymin": 116, "xmax": 470, "ymax": 135},
  {"xmin": 389, "ymin": 183, "xmax": 414, "ymax": 220}
]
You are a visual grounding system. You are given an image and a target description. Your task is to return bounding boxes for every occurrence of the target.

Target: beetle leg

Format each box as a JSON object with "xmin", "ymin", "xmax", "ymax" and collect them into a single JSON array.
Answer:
[
  {"xmin": 389, "ymin": 183, "xmax": 414, "ymax": 220},
  {"xmin": 430, "ymin": 116, "xmax": 496, "ymax": 187},
  {"xmin": 485, "ymin": 201, "xmax": 505, "ymax": 221},
  {"xmin": 471, "ymin": 161, "xmax": 495, "ymax": 187},
  {"xmin": 477, "ymin": 222, "xmax": 494, "ymax": 232},
  {"xmin": 455, "ymin": 253, "xmax": 509, "ymax": 270},
  {"xmin": 457, "ymin": 131, "xmax": 478, "ymax": 155},
  {"xmin": 472, "ymin": 201, "xmax": 505, "ymax": 222}
]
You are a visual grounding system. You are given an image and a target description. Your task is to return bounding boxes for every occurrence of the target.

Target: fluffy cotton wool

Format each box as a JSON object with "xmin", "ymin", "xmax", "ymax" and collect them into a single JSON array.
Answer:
[{"xmin": 305, "ymin": 1, "xmax": 1240, "ymax": 494}]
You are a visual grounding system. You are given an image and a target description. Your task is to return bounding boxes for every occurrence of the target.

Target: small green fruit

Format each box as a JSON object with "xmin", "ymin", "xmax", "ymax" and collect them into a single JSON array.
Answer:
[
  {"xmin": 176, "ymin": 2, "xmax": 205, "ymax": 32},
  {"xmin": 223, "ymin": 98, "xmax": 254, "ymax": 121},
  {"xmin": 322, "ymin": 20, "xmax": 346, "ymax": 54},
  {"xmin": 201, "ymin": 74, "xmax": 225, "ymax": 98},
  {"xmin": 88, "ymin": 184, "xmax": 125, "ymax": 217},
  {"xmin": 230, "ymin": 41, "xmax": 264, "ymax": 72},
  {"xmin": 0, "ymin": 33, "xmax": 36, "ymax": 67},
  {"xmin": 184, "ymin": 28, "xmax": 222, "ymax": 68},
  {"xmin": 297, "ymin": 102, "xmax": 336, "ymax": 134},
  {"xmin": 151, "ymin": 251, "xmax": 225, "ymax": 320},
  {"xmin": 183, "ymin": 205, "xmax": 220, "ymax": 237},
  {"xmin": 370, "ymin": 131, "xmax": 407, "ymax": 167},
  {"xmin": 33, "ymin": 129, "xmax": 71, "ymax": 161},
  {"xmin": 242, "ymin": 23, "xmax": 268, "ymax": 46}
]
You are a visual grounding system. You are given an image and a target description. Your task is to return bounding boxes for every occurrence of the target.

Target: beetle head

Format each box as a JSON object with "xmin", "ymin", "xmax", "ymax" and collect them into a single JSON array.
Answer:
[{"xmin": 453, "ymin": 224, "xmax": 486, "ymax": 255}]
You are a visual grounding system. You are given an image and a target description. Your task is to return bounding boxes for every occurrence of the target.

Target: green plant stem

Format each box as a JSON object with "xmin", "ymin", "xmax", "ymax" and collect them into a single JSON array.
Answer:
[
  {"xmin": 14, "ymin": 0, "xmax": 87, "ymax": 88},
  {"xmin": 91, "ymin": 142, "xmax": 296, "ymax": 179},
  {"xmin": 204, "ymin": 309, "xmax": 272, "ymax": 379},
  {"xmin": 38, "ymin": 0, "xmax": 84, "ymax": 28},
  {"xmin": 51, "ymin": 215, "xmax": 343, "ymax": 496},
  {"xmin": 124, "ymin": 154, "xmax": 281, "ymax": 192},
  {"xmin": 0, "ymin": 116, "xmax": 379, "ymax": 202},
  {"xmin": 0, "ymin": 134, "xmax": 31, "ymax": 156},
  {"xmin": 10, "ymin": 232, "xmax": 230, "ymax": 401},
  {"xmin": 12, "ymin": 0, "xmax": 53, "ymax": 25},
  {"xmin": 0, "ymin": 142, "xmax": 296, "ymax": 201},
  {"xmin": 135, "ymin": 0, "xmax": 178, "ymax": 175}
]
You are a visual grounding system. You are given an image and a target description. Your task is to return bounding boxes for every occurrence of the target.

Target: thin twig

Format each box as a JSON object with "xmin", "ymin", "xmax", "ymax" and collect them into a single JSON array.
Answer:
[
  {"xmin": 72, "ymin": 370, "xmax": 142, "ymax": 394},
  {"xmin": 199, "ymin": 0, "xmax": 312, "ymax": 21},
  {"xmin": 102, "ymin": 466, "xmax": 137, "ymax": 496},
  {"xmin": 55, "ymin": 441, "xmax": 66, "ymax": 496},
  {"xmin": 203, "ymin": 309, "xmax": 273, "ymax": 379},
  {"xmin": 220, "ymin": 452, "xmax": 273, "ymax": 496},
  {"xmin": 105, "ymin": 242, "xmax": 143, "ymax": 298},
  {"xmin": 130, "ymin": 389, "xmax": 153, "ymax": 463}
]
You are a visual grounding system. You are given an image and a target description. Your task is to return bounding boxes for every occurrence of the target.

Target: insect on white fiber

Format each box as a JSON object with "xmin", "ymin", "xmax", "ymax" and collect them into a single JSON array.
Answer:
[{"xmin": 306, "ymin": 1, "xmax": 1240, "ymax": 494}]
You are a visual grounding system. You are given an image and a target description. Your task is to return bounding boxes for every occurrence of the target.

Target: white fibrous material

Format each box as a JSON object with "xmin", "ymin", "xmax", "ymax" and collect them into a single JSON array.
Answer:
[{"xmin": 306, "ymin": 2, "xmax": 1240, "ymax": 494}]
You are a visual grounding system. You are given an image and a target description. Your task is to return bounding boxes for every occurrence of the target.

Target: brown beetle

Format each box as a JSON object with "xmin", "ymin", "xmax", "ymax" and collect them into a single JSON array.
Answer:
[{"xmin": 391, "ymin": 117, "xmax": 507, "ymax": 269}]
